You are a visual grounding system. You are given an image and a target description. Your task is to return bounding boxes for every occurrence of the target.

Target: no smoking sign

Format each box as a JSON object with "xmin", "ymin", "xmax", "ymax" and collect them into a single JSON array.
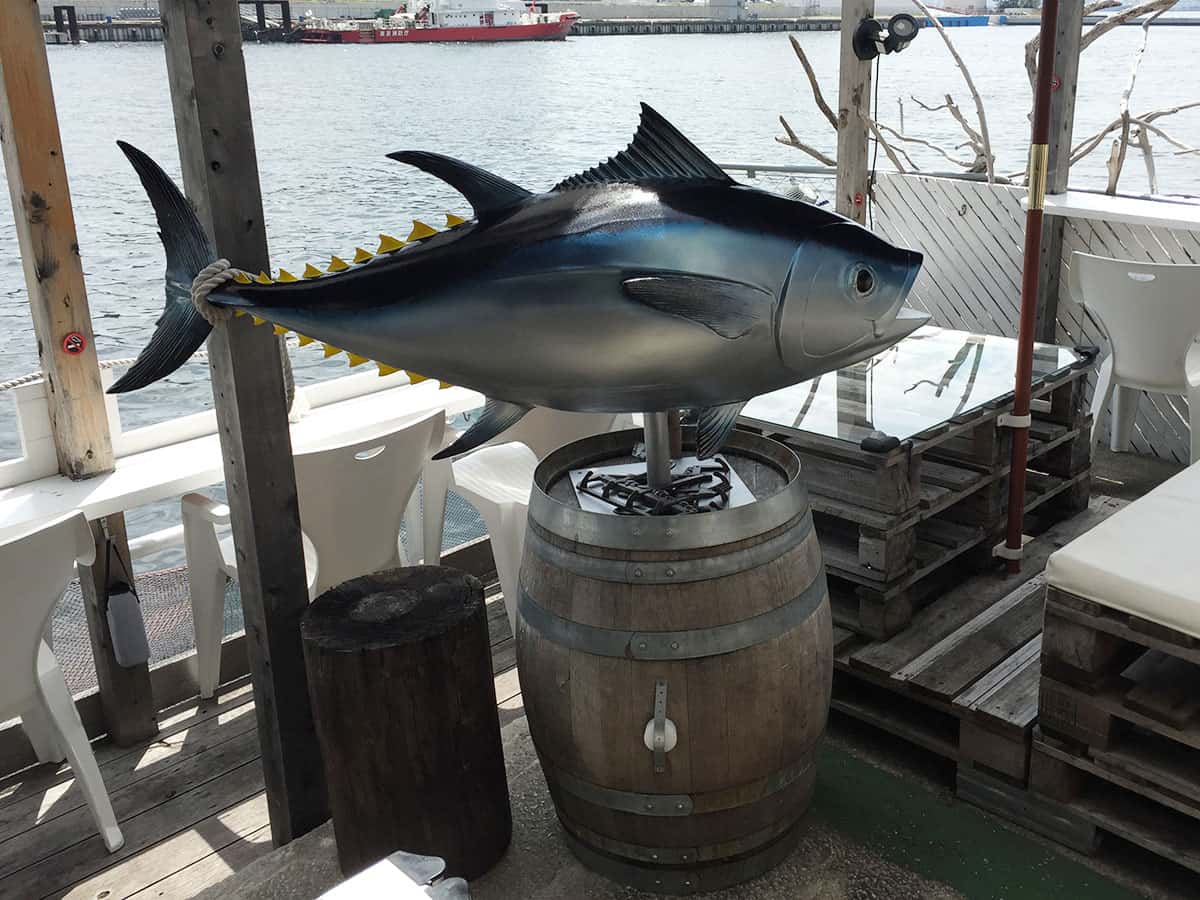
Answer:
[{"xmin": 62, "ymin": 332, "xmax": 86, "ymax": 355}]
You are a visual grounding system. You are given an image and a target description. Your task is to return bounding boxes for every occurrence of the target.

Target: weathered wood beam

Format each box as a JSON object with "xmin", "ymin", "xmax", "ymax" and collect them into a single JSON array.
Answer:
[
  {"xmin": 0, "ymin": 1, "xmax": 112, "ymax": 480},
  {"xmin": 160, "ymin": 0, "xmax": 328, "ymax": 845},
  {"xmin": 1, "ymin": 0, "xmax": 157, "ymax": 745},
  {"xmin": 1035, "ymin": 2, "xmax": 1085, "ymax": 343},
  {"xmin": 836, "ymin": 0, "xmax": 874, "ymax": 224}
]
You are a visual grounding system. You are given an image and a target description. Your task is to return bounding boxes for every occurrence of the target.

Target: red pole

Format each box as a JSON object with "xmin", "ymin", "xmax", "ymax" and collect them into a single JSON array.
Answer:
[{"xmin": 1004, "ymin": 0, "xmax": 1060, "ymax": 574}]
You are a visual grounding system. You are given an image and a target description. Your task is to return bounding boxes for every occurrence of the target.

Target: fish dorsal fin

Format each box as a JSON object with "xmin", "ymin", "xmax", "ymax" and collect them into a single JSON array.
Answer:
[
  {"xmin": 387, "ymin": 151, "xmax": 531, "ymax": 220},
  {"xmin": 554, "ymin": 103, "xmax": 732, "ymax": 192}
]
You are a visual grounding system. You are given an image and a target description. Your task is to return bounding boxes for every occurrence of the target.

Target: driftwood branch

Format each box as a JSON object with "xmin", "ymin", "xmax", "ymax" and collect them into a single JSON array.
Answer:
[
  {"xmin": 776, "ymin": 115, "xmax": 836, "ymax": 166},
  {"xmin": 910, "ymin": 96, "xmax": 950, "ymax": 113},
  {"xmin": 1082, "ymin": 0, "xmax": 1179, "ymax": 52},
  {"xmin": 1070, "ymin": 100, "xmax": 1200, "ymax": 165},
  {"xmin": 909, "ymin": 0, "xmax": 994, "ymax": 182},
  {"xmin": 875, "ymin": 123, "xmax": 978, "ymax": 169},
  {"xmin": 789, "ymin": 36, "xmax": 838, "ymax": 132},
  {"xmin": 1135, "ymin": 127, "xmax": 1159, "ymax": 194},
  {"xmin": 1106, "ymin": 6, "xmax": 1168, "ymax": 194},
  {"xmin": 863, "ymin": 114, "xmax": 917, "ymax": 172}
]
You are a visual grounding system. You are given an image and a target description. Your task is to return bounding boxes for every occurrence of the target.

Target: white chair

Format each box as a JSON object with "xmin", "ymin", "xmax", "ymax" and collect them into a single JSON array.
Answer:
[
  {"xmin": 425, "ymin": 410, "xmax": 627, "ymax": 632},
  {"xmin": 0, "ymin": 513, "xmax": 124, "ymax": 852},
  {"xmin": 1071, "ymin": 251, "xmax": 1200, "ymax": 463},
  {"xmin": 183, "ymin": 409, "xmax": 445, "ymax": 699}
]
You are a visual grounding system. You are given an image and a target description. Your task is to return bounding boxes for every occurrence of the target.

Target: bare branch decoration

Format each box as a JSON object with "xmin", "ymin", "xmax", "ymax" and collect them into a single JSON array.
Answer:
[
  {"xmin": 1106, "ymin": 6, "xmax": 1168, "ymax": 194},
  {"xmin": 776, "ymin": 115, "xmax": 837, "ymax": 167},
  {"xmin": 789, "ymin": 36, "xmax": 838, "ymax": 132},
  {"xmin": 909, "ymin": 0, "xmax": 995, "ymax": 182}
]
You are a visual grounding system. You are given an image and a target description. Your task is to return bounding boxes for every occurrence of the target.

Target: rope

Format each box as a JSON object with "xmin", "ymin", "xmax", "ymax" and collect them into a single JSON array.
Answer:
[{"xmin": 191, "ymin": 259, "xmax": 239, "ymax": 326}]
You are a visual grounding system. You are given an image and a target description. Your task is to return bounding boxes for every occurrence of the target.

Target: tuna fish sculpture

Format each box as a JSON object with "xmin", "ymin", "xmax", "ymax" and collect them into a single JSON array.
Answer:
[{"xmin": 111, "ymin": 104, "xmax": 927, "ymax": 459}]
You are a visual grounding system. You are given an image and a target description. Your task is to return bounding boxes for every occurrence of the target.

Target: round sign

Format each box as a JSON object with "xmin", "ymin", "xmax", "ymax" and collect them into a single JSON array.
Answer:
[
  {"xmin": 853, "ymin": 192, "xmax": 865, "ymax": 206},
  {"xmin": 1050, "ymin": 75, "xmax": 1061, "ymax": 92},
  {"xmin": 62, "ymin": 332, "xmax": 86, "ymax": 355}
]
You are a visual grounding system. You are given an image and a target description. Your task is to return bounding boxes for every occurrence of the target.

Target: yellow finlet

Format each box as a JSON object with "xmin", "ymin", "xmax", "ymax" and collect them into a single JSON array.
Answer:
[
  {"xmin": 277, "ymin": 269, "xmax": 299, "ymax": 283},
  {"xmin": 352, "ymin": 247, "xmax": 374, "ymax": 264},
  {"xmin": 272, "ymin": 324, "xmax": 289, "ymax": 336},
  {"xmin": 303, "ymin": 263, "xmax": 324, "ymax": 279},
  {"xmin": 323, "ymin": 344, "xmax": 342, "ymax": 358},
  {"xmin": 407, "ymin": 372, "xmax": 429, "ymax": 384},
  {"xmin": 327, "ymin": 256, "xmax": 350, "ymax": 273},
  {"xmin": 445, "ymin": 213, "xmax": 466, "ymax": 227},
  {"xmin": 377, "ymin": 363, "xmax": 401, "ymax": 377},
  {"xmin": 439, "ymin": 381, "xmax": 453, "ymax": 390},
  {"xmin": 251, "ymin": 315, "xmax": 267, "ymax": 326},
  {"xmin": 254, "ymin": 271, "xmax": 274, "ymax": 285},
  {"xmin": 232, "ymin": 270, "xmax": 253, "ymax": 285},
  {"xmin": 347, "ymin": 353, "xmax": 370, "ymax": 367},
  {"xmin": 407, "ymin": 220, "xmax": 438, "ymax": 241},
  {"xmin": 297, "ymin": 334, "xmax": 315, "ymax": 347},
  {"xmin": 377, "ymin": 234, "xmax": 405, "ymax": 254},
  {"xmin": 234, "ymin": 309, "xmax": 247, "ymax": 317}
]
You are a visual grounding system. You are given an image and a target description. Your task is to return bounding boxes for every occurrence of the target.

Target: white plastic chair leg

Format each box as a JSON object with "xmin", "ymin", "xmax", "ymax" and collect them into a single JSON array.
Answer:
[
  {"xmin": 494, "ymin": 505, "xmax": 528, "ymax": 636},
  {"xmin": 1090, "ymin": 356, "xmax": 1115, "ymax": 450},
  {"xmin": 36, "ymin": 644, "xmax": 124, "ymax": 853},
  {"xmin": 1188, "ymin": 382, "xmax": 1200, "ymax": 464},
  {"xmin": 421, "ymin": 459, "xmax": 451, "ymax": 566},
  {"xmin": 1109, "ymin": 385, "xmax": 1140, "ymax": 453},
  {"xmin": 22, "ymin": 700, "xmax": 64, "ymax": 764},
  {"xmin": 183, "ymin": 515, "xmax": 228, "ymax": 701}
]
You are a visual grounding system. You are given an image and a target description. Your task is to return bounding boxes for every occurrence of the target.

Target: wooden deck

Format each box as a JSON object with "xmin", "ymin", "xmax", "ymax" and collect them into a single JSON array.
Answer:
[{"xmin": 0, "ymin": 590, "xmax": 517, "ymax": 900}]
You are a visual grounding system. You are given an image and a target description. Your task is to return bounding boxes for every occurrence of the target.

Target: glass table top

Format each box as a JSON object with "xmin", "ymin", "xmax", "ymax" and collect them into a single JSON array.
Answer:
[{"xmin": 741, "ymin": 326, "xmax": 1085, "ymax": 445}]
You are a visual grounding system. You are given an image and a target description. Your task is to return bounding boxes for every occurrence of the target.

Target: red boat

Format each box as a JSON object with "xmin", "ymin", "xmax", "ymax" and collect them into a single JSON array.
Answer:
[{"xmin": 297, "ymin": 2, "xmax": 578, "ymax": 44}]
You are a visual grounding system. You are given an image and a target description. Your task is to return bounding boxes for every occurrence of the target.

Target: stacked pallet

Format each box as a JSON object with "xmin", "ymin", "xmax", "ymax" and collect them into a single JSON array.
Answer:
[
  {"xmin": 1028, "ymin": 588, "xmax": 1200, "ymax": 874},
  {"xmin": 742, "ymin": 364, "xmax": 1092, "ymax": 638},
  {"xmin": 827, "ymin": 498, "xmax": 1127, "ymax": 800}
]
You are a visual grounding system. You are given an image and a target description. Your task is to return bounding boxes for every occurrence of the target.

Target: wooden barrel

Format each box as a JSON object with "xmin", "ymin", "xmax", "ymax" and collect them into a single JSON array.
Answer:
[{"xmin": 516, "ymin": 429, "xmax": 832, "ymax": 894}]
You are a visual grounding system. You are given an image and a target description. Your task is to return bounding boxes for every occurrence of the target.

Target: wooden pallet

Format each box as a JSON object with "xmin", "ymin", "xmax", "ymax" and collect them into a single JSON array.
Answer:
[
  {"xmin": 827, "ymin": 498, "xmax": 1127, "ymax": 794},
  {"xmin": 1023, "ymin": 587, "xmax": 1200, "ymax": 875},
  {"xmin": 743, "ymin": 366, "xmax": 1093, "ymax": 638}
]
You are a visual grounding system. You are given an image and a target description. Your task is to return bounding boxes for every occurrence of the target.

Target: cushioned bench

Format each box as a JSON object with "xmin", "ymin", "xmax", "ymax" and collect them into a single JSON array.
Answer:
[{"xmin": 1045, "ymin": 461, "xmax": 1200, "ymax": 641}]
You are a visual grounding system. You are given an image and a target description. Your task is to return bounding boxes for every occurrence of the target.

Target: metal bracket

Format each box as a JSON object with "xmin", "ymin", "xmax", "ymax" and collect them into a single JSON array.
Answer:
[
  {"xmin": 652, "ymin": 680, "xmax": 668, "ymax": 774},
  {"xmin": 998, "ymin": 413, "xmax": 1032, "ymax": 429},
  {"xmin": 992, "ymin": 534, "xmax": 1032, "ymax": 560}
]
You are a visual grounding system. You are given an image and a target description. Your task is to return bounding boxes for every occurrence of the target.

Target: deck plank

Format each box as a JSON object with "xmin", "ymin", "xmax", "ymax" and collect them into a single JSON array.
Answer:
[{"xmin": 123, "ymin": 823, "xmax": 273, "ymax": 900}]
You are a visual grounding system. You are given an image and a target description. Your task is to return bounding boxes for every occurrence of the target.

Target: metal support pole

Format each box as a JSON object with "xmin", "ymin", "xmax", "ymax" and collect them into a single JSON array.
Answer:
[
  {"xmin": 1004, "ymin": 0, "xmax": 1060, "ymax": 574},
  {"xmin": 644, "ymin": 412, "xmax": 673, "ymax": 490}
]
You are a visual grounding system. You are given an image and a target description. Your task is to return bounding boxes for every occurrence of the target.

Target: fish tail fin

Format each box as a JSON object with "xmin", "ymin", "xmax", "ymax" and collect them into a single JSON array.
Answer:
[{"xmin": 109, "ymin": 141, "xmax": 217, "ymax": 394}]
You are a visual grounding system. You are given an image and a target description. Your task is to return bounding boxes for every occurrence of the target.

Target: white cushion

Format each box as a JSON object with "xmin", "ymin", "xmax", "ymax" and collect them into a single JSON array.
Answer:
[{"xmin": 1045, "ymin": 462, "xmax": 1200, "ymax": 640}]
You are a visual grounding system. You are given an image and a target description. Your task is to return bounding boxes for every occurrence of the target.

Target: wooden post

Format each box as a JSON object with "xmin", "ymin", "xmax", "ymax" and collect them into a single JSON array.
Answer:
[
  {"xmin": 1034, "ymin": 2, "xmax": 1084, "ymax": 343},
  {"xmin": 160, "ymin": 0, "xmax": 328, "ymax": 844},
  {"xmin": 836, "ymin": 0, "xmax": 874, "ymax": 224},
  {"xmin": 1, "ymin": 1, "xmax": 113, "ymax": 481},
  {"xmin": 1, "ymin": 0, "xmax": 157, "ymax": 745}
]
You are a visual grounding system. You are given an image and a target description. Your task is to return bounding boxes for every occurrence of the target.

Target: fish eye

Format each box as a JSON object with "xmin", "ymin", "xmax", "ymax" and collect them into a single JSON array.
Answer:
[{"xmin": 851, "ymin": 265, "xmax": 876, "ymax": 299}]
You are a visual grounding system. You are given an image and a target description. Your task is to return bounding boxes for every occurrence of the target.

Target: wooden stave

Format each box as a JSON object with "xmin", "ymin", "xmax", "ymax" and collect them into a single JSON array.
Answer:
[{"xmin": 517, "ymin": 435, "xmax": 832, "ymax": 885}]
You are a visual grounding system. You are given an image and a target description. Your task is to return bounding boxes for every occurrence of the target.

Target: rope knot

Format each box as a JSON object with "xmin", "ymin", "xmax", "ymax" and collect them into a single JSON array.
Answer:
[{"xmin": 191, "ymin": 259, "xmax": 240, "ymax": 326}]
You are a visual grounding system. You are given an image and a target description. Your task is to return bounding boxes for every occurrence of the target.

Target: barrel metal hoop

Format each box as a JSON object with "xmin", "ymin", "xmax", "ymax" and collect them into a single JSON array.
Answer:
[
  {"xmin": 560, "ymin": 815, "xmax": 799, "ymax": 867},
  {"xmin": 529, "ymin": 428, "xmax": 807, "ymax": 551},
  {"xmin": 525, "ymin": 511, "xmax": 814, "ymax": 584},
  {"xmin": 518, "ymin": 573, "xmax": 827, "ymax": 661},
  {"xmin": 547, "ymin": 755, "xmax": 814, "ymax": 818}
]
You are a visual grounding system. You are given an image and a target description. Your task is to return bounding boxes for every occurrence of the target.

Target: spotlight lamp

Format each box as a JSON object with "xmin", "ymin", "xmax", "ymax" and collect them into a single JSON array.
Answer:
[{"xmin": 852, "ymin": 13, "xmax": 921, "ymax": 62}]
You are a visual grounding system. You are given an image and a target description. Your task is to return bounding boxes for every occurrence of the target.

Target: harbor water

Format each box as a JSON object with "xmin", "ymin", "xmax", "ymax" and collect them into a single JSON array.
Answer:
[{"xmin": 1, "ymin": 27, "xmax": 1198, "ymax": 549}]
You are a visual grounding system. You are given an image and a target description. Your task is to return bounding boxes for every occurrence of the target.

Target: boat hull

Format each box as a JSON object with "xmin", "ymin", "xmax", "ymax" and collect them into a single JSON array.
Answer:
[{"xmin": 300, "ymin": 16, "xmax": 575, "ymax": 43}]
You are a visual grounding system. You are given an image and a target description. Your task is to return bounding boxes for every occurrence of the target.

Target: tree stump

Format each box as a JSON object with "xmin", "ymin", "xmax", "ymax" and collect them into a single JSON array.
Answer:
[{"xmin": 301, "ymin": 566, "xmax": 511, "ymax": 879}]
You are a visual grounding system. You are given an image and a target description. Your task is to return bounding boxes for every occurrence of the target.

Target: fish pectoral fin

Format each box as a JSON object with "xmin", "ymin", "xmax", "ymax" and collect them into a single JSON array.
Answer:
[
  {"xmin": 695, "ymin": 401, "xmax": 747, "ymax": 460},
  {"xmin": 386, "ymin": 151, "xmax": 531, "ymax": 220},
  {"xmin": 432, "ymin": 398, "xmax": 533, "ymax": 460},
  {"xmin": 554, "ymin": 103, "xmax": 733, "ymax": 191},
  {"xmin": 621, "ymin": 275, "xmax": 769, "ymax": 340}
]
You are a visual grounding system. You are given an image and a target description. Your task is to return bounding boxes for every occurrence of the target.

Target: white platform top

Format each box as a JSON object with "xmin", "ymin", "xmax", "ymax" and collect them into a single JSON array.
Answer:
[
  {"xmin": 1037, "ymin": 191, "xmax": 1200, "ymax": 232},
  {"xmin": 0, "ymin": 382, "xmax": 481, "ymax": 537},
  {"xmin": 1045, "ymin": 461, "xmax": 1200, "ymax": 640}
]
